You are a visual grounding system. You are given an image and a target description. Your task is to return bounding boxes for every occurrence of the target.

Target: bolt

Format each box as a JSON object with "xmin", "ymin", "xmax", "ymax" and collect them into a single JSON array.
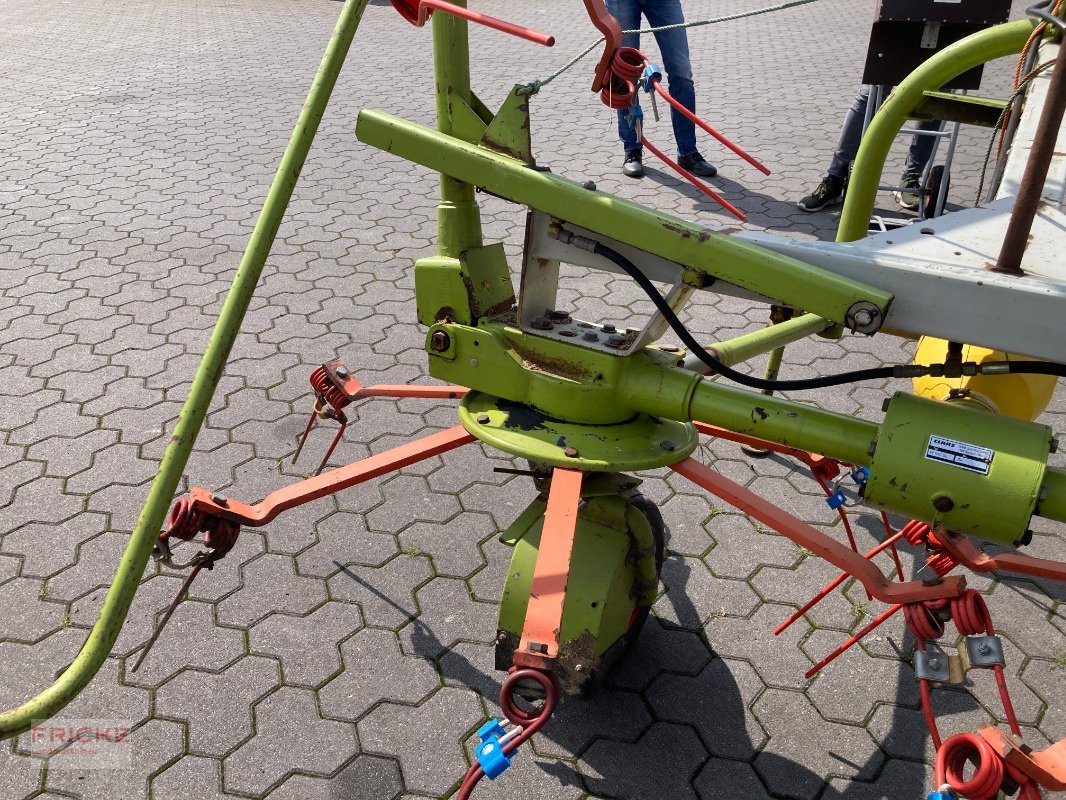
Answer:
[
  {"xmin": 476, "ymin": 414, "xmax": 490, "ymax": 424},
  {"xmin": 928, "ymin": 656, "xmax": 941, "ymax": 669},
  {"xmin": 932, "ymin": 495, "xmax": 954, "ymax": 513},
  {"xmin": 429, "ymin": 331, "xmax": 450, "ymax": 351},
  {"xmin": 602, "ymin": 323, "xmax": 616, "ymax": 333},
  {"xmin": 564, "ymin": 446, "xmax": 580, "ymax": 458},
  {"xmin": 469, "ymin": 358, "xmax": 478, "ymax": 367},
  {"xmin": 605, "ymin": 334, "xmax": 625, "ymax": 349},
  {"xmin": 660, "ymin": 345, "xmax": 680, "ymax": 353},
  {"xmin": 211, "ymin": 494, "xmax": 228, "ymax": 507},
  {"xmin": 852, "ymin": 310, "xmax": 874, "ymax": 328},
  {"xmin": 531, "ymin": 316, "xmax": 553, "ymax": 330},
  {"xmin": 919, "ymin": 227, "xmax": 935, "ymax": 235},
  {"xmin": 661, "ymin": 440, "xmax": 675, "ymax": 452},
  {"xmin": 547, "ymin": 309, "xmax": 572, "ymax": 323},
  {"xmin": 583, "ymin": 180, "xmax": 597, "ymax": 191},
  {"xmin": 529, "ymin": 642, "xmax": 548, "ymax": 654},
  {"xmin": 977, "ymin": 642, "xmax": 992, "ymax": 655},
  {"xmin": 335, "ymin": 365, "xmax": 349, "ymax": 378},
  {"xmin": 582, "ymin": 331, "xmax": 599, "ymax": 342}
]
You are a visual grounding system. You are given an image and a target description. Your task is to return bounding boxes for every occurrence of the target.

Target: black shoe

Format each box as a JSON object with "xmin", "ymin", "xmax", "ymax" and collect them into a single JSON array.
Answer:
[
  {"xmin": 677, "ymin": 150, "xmax": 717, "ymax": 177},
  {"xmin": 893, "ymin": 174, "xmax": 921, "ymax": 210},
  {"xmin": 798, "ymin": 176, "xmax": 845, "ymax": 212},
  {"xmin": 622, "ymin": 149, "xmax": 644, "ymax": 178}
]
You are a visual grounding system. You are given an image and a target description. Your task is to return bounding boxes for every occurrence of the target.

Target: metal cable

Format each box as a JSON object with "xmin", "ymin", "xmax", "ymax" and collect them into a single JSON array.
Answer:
[{"xmin": 519, "ymin": 0, "xmax": 822, "ymax": 96}]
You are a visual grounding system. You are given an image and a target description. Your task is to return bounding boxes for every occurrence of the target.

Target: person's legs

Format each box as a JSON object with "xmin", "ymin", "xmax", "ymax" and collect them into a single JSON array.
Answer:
[
  {"xmin": 826, "ymin": 85, "xmax": 871, "ymax": 180},
  {"xmin": 643, "ymin": 0, "xmax": 697, "ymax": 156},
  {"xmin": 799, "ymin": 85, "xmax": 870, "ymax": 212},
  {"xmin": 606, "ymin": 0, "xmax": 643, "ymax": 154},
  {"xmin": 902, "ymin": 118, "xmax": 944, "ymax": 178}
]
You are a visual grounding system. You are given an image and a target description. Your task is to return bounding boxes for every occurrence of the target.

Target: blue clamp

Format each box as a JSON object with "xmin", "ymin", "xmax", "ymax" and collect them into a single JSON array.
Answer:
[
  {"xmin": 475, "ymin": 719, "xmax": 521, "ymax": 780},
  {"xmin": 826, "ymin": 488, "xmax": 848, "ymax": 510},
  {"xmin": 625, "ymin": 103, "xmax": 644, "ymax": 126},
  {"xmin": 926, "ymin": 790, "xmax": 958, "ymax": 800},
  {"xmin": 642, "ymin": 63, "xmax": 663, "ymax": 91},
  {"xmin": 850, "ymin": 466, "xmax": 870, "ymax": 486}
]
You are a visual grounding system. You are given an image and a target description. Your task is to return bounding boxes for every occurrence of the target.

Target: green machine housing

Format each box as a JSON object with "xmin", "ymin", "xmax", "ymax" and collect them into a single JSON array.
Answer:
[{"xmin": 866, "ymin": 393, "xmax": 1054, "ymax": 545}]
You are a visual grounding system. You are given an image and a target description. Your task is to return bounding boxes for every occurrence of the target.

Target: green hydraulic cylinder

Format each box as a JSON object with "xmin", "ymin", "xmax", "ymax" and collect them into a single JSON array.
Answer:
[{"xmin": 0, "ymin": 0, "xmax": 372, "ymax": 739}]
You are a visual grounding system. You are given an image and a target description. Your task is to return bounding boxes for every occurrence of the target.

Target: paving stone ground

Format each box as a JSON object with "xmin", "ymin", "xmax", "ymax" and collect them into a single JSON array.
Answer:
[{"xmin": 1, "ymin": 0, "xmax": 1064, "ymax": 798}]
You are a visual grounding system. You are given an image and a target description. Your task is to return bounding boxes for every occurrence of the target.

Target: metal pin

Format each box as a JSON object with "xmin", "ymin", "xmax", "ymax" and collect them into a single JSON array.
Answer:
[{"xmin": 131, "ymin": 561, "xmax": 206, "ymax": 672}]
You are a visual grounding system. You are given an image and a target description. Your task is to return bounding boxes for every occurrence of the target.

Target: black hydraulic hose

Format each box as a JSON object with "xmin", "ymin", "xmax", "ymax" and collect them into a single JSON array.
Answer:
[
  {"xmin": 589, "ymin": 241, "xmax": 896, "ymax": 391},
  {"xmin": 587, "ymin": 240, "xmax": 1066, "ymax": 390},
  {"xmin": 1007, "ymin": 361, "xmax": 1066, "ymax": 376}
]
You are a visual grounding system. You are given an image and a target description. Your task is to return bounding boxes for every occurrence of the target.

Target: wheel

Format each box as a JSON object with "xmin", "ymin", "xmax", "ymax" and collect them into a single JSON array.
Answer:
[
  {"xmin": 619, "ymin": 491, "xmax": 666, "ymax": 644},
  {"xmin": 923, "ymin": 164, "xmax": 950, "ymax": 219},
  {"xmin": 494, "ymin": 482, "xmax": 666, "ymax": 698}
]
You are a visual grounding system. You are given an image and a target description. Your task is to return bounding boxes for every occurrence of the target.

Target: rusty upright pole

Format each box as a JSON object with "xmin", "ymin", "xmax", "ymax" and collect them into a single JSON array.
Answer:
[{"xmin": 993, "ymin": 38, "xmax": 1066, "ymax": 275}]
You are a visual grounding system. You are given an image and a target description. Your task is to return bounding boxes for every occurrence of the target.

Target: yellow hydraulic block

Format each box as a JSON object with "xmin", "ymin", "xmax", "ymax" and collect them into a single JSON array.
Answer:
[{"xmin": 913, "ymin": 337, "xmax": 1057, "ymax": 421}]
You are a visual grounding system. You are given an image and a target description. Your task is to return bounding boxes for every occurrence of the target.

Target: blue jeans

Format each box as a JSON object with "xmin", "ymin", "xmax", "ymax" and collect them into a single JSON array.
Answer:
[
  {"xmin": 606, "ymin": 0, "xmax": 698, "ymax": 157},
  {"xmin": 827, "ymin": 85, "xmax": 943, "ymax": 180}
]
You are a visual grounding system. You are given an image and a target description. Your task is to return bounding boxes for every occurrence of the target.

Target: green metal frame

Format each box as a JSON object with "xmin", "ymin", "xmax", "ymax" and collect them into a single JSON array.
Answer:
[
  {"xmin": 4, "ymin": 5, "xmax": 1065, "ymax": 741},
  {"xmin": 837, "ymin": 18, "xmax": 1039, "ymax": 243},
  {"xmin": 356, "ymin": 108, "xmax": 894, "ymax": 327}
]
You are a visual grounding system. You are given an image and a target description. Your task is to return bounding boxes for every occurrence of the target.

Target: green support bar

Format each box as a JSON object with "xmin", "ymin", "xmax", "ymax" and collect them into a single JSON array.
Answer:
[
  {"xmin": 0, "ymin": 0, "xmax": 370, "ymax": 739},
  {"xmin": 1039, "ymin": 467, "xmax": 1066, "ymax": 525},
  {"xmin": 708, "ymin": 313, "xmax": 832, "ymax": 367},
  {"xmin": 686, "ymin": 379, "xmax": 879, "ymax": 467},
  {"xmin": 432, "ymin": 2, "xmax": 483, "ymax": 257},
  {"xmin": 837, "ymin": 19, "xmax": 1037, "ymax": 243},
  {"xmin": 356, "ymin": 110, "xmax": 894, "ymax": 328}
]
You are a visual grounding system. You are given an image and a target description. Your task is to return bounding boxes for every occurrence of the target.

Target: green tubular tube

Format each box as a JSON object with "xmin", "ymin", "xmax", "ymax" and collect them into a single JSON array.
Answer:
[
  {"xmin": 708, "ymin": 314, "xmax": 832, "ymax": 367},
  {"xmin": 1038, "ymin": 467, "xmax": 1066, "ymax": 524},
  {"xmin": 0, "ymin": 0, "xmax": 370, "ymax": 740},
  {"xmin": 762, "ymin": 346, "xmax": 785, "ymax": 383},
  {"xmin": 837, "ymin": 19, "xmax": 1037, "ymax": 242},
  {"xmin": 688, "ymin": 380, "xmax": 878, "ymax": 466},
  {"xmin": 432, "ymin": 3, "xmax": 483, "ymax": 258}
]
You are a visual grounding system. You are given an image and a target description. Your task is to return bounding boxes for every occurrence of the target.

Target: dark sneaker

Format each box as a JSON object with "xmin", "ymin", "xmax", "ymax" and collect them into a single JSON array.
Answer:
[
  {"xmin": 797, "ymin": 176, "xmax": 845, "ymax": 212},
  {"xmin": 893, "ymin": 174, "xmax": 921, "ymax": 210},
  {"xmin": 622, "ymin": 149, "xmax": 644, "ymax": 178},
  {"xmin": 677, "ymin": 150, "xmax": 717, "ymax": 177}
]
